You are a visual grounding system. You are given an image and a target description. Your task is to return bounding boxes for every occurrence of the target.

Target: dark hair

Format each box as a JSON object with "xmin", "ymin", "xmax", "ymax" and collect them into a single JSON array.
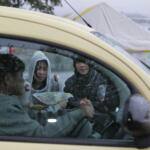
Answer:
[
  {"xmin": 36, "ymin": 60, "xmax": 48, "ymax": 68},
  {"xmin": 73, "ymin": 56, "xmax": 91, "ymax": 69},
  {"xmin": 0, "ymin": 54, "xmax": 25, "ymax": 83},
  {"xmin": 34, "ymin": 60, "xmax": 48, "ymax": 74}
]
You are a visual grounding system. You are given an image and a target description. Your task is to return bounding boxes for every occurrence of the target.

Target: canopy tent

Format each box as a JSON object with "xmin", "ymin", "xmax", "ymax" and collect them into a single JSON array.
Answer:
[{"xmin": 60, "ymin": 2, "xmax": 150, "ymax": 53}]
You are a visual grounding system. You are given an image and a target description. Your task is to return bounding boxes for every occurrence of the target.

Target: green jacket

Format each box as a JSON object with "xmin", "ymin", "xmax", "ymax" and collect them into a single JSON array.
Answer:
[{"xmin": 0, "ymin": 93, "xmax": 86, "ymax": 138}]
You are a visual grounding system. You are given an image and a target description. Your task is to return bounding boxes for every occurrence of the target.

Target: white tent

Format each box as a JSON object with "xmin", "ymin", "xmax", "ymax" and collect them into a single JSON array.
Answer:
[{"xmin": 63, "ymin": 3, "xmax": 150, "ymax": 53}]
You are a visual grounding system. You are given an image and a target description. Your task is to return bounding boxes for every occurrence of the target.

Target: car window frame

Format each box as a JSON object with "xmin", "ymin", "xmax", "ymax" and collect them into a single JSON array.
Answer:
[{"xmin": 0, "ymin": 34, "xmax": 140, "ymax": 148}]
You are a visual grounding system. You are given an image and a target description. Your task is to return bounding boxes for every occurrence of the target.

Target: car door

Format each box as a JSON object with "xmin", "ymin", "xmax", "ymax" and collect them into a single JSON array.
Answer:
[{"xmin": 0, "ymin": 36, "xmax": 149, "ymax": 150}]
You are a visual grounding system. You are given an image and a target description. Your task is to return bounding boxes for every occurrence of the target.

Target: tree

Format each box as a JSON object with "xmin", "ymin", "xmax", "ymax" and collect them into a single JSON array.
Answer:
[{"xmin": 0, "ymin": 0, "xmax": 62, "ymax": 14}]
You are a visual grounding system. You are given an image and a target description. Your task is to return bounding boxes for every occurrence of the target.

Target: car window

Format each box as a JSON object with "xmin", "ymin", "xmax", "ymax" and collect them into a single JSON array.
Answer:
[{"xmin": 0, "ymin": 37, "xmax": 137, "ymax": 146}]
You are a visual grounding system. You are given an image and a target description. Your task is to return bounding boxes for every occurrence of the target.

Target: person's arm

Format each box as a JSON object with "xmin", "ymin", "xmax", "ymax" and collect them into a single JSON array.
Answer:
[
  {"xmin": 63, "ymin": 76, "xmax": 74, "ymax": 93},
  {"xmin": 28, "ymin": 103, "xmax": 66, "ymax": 126},
  {"xmin": 102, "ymin": 82, "xmax": 120, "ymax": 112},
  {"xmin": 2, "ymin": 103, "xmax": 85, "ymax": 137},
  {"xmin": 1, "ymin": 98, "xmax": 94, "ymax": 138},
  {"xmin": 34, "ymin": 109, "xmax": 86, "ymax": 137},
  {"xmin": 64, "ymin": 77, "xmax": 81, "ymax": 108}
]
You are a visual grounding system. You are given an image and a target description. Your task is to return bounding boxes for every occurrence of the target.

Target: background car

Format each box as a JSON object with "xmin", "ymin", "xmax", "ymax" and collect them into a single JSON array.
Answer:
[{"xmin": 0, "ymin": 6, "xmax": 150, "ymax": 150}]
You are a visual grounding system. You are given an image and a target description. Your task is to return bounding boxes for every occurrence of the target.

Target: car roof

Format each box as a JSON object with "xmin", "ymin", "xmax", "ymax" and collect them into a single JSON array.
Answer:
[
  {"xmin": 0, "ymin": 6, "xmax": 118, "ymax": 53},
  {"xmin": 0, "ymin": 6, "xmax": 94, "ymax": 33}
]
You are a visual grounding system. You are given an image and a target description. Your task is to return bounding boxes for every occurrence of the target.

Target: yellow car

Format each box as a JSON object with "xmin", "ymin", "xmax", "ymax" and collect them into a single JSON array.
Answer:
[{"xmin": 0, "ymin": 6, "xmax": 150, "ymax": 150}]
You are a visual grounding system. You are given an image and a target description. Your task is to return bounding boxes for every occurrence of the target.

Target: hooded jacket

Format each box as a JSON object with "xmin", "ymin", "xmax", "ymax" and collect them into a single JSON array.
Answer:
[
  {"xmin": 24, "ymin": 51, "xmax": 61, "ymax": 122},
  {"xmin": 64, "ymin": 66, "xmax": 120, "ymax": 137},
  {"xmin": 64, "ymin": 66, "xmax": 119, "ymax": 113},
  {"xmin": 27, "ymin": 51, "xmax": 59, "ymax": 104}
]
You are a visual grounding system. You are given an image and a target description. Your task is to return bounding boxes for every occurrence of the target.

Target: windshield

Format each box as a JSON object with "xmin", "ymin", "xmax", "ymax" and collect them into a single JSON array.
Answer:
[{"xmin": 91, "ymin": 31, "xmax": 150, "ymax": 75}]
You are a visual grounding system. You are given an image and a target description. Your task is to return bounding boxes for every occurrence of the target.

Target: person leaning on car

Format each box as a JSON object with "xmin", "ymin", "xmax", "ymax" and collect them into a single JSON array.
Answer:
[
  {"xmin": 0, "ymin": 54, "xmax": 97, "ymax": 138},
  {"xmin": 64, "ymin": 57, "xmax": 120, "ymax": 138}
]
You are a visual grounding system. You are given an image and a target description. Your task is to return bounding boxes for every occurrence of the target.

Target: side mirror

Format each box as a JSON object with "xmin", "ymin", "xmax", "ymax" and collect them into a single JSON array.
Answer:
[{"xmin": 123, "ymin": 94, "xmax": 150, "ymax": 147}]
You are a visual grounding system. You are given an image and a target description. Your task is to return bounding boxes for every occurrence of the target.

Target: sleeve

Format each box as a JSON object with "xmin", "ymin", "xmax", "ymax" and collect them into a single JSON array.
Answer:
[
  {"xmin": 28, "ymin": 104, "xmax": 62, "ymax": 126},
  {"xmin": 63, "ymin": 76, "xmax": 74, "ymax": 93},
  {"xmin": 64, "ymin": 77, "xmax": 81, "ymax": 108},
  {"xmin": 67, "ymin": 97, "xmax": 81, "ymax": 108},
  {"xmin": 1, "ymin": 103, "xmax": 85, "ymax": 138},
  {"xmin": 104, "ymin": 84, "xmax": 120, "ymax": 111}
]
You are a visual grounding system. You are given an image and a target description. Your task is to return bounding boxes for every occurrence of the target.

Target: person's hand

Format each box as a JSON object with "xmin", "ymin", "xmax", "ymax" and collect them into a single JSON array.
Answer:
[
  {"xmin": 53, "ymin": 74, "xmax": 58, "ymax": 81},
  {"xmin": 28, "ymin": 102, "xmax": 47, "ymax": 110},
  {"xmin": 59, "ymin": 100, "xmax": 68, "ymax": 109},
  {"xmin": 24, "ymin": 83, "xmax": 30, "ymax": 91},
  {"xmin": 80, "ymin": 98, "xmax": 95, "ymax": 118}
]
